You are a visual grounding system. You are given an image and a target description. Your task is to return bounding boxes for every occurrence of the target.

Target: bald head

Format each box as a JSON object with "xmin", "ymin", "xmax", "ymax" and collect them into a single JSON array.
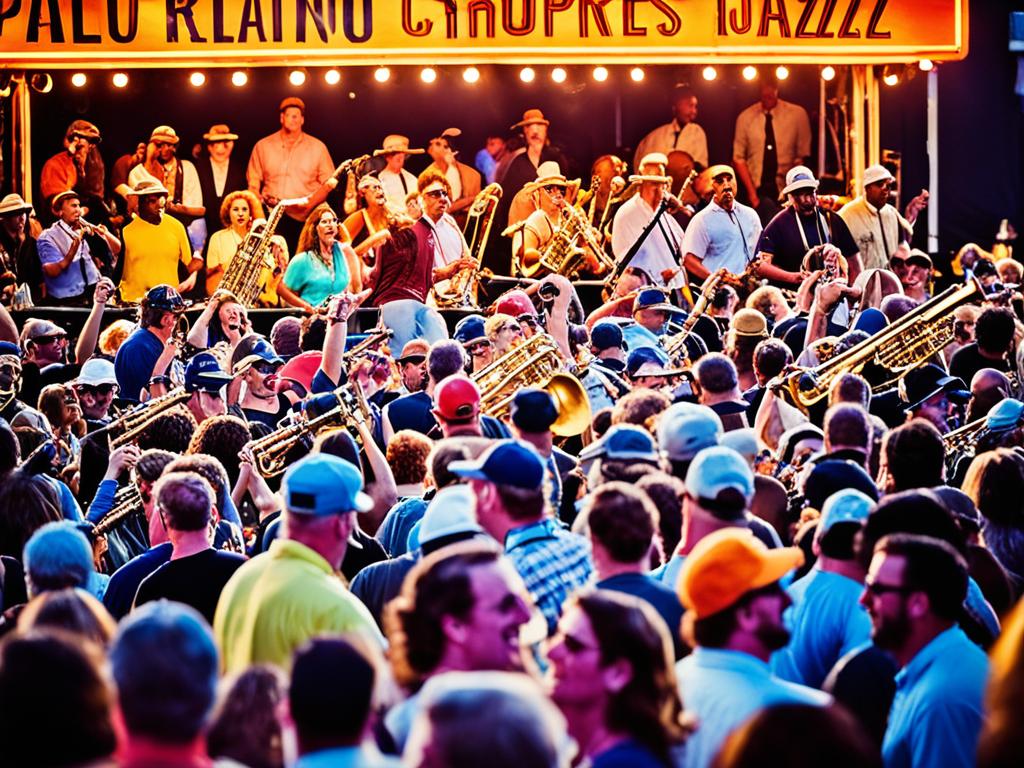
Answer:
[{"xmin": 968, "ymin": 368, "xmax": 1012, "ymax": 422}]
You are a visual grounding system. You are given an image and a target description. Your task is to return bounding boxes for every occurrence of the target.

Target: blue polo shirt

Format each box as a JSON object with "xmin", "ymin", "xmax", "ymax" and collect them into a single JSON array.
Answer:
[
  {"xmin": 114, "ymin": 326, "xmax": 164, "ymax": 402},
  {"xmin": 36, "ymin": 221, "xmax": 101, "ymax": 299},
  {"xmin": 882, "ymin": 626, "xmax": 988, "ymax": 768},
  {"xmin": 772, "ymin": 567, "xmax": 872, "ymax": 688}
]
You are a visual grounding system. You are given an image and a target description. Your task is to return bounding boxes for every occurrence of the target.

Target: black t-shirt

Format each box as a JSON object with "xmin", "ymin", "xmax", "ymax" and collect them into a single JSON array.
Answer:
[
  {"xmin": 757, "ymin": 207, "xmax": 859, "ymax": 275},
  {"xmin": 949, "ymin": 342, "xmax": 1011, "ymax": 387},
  {"xmin": 133, "ymin": 548, "xmax": 246, "ymax": 624}
]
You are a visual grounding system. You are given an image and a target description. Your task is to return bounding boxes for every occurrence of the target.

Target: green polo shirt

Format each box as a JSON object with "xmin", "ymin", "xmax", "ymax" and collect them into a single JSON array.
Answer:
[{"xmin": 214, "ymin": 538, "xmax": 381, "ymax": 674}]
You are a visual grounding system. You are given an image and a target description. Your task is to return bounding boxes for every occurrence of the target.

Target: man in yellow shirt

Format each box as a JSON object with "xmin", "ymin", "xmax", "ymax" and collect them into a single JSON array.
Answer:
[
  {"xmin": 213, "ymin": 453, "xmax": 382, "ymax": 674},
  {"xmin": 118, "ymin": 178, "xmax": 203, "ymax": 303}
]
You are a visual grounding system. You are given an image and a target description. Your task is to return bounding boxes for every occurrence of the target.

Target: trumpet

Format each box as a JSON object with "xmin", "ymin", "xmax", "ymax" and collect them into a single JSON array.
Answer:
[{"xmin": 250, "ymin": 381, "xmax": 373, "ymax": 477}]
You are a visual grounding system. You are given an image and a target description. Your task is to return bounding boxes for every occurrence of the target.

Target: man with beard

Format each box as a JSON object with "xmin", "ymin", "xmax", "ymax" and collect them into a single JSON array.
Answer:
[
  {"xmin": 490, "ymin": 109, "xmax": 569, "ymax": 274},
  {"xmin": 860, "ymin": 534, "xmax": 988, "ymax": 768},
  {"xmin": 383, "ymin": 540, "xmax": 533, "ymax": 751},
  {"xmin": 755, "ymin": 166, "xmax": 861, "ymax": 288},
  {"xmin": 676, "ymin": 528, "xmax": 829, "ymax": 768},
  {"xmin": 682, "ymin": 165, "xmax": 762, "ymax": 282}
]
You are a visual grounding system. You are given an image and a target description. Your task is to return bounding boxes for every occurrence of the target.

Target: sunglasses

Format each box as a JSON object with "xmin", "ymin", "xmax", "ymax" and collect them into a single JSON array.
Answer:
[
  {"xmin": 152, "ymin": 141, "xmax": 175, "ymax": 148},
  {"xmin": 864, "ymin": 579, "xmax": 915, "ymax": 597},
  {"xmin": 467, "ymin": 341, "xmax": 490, "ymax": 356},
  {"xmin": 75, "ymin": 383, "xmax": 117, "ymax": 397},
  {"xmin": 253, "ymin": 362, "xmax": 281, "ymax": 375},
  {"xmin": 423, "ymin": 189, "xmax": 449, "ymax": 199},
  {"xmin": 34, "ymin": 335, "xmax": 66, "ymax": 346},
  {"xmin": 542, "ymin": 185, "xmax": 566, "ymax": 194},
  {"xmin": 400, "ymin": 355, "xmax": 427, "ymax": 365}
]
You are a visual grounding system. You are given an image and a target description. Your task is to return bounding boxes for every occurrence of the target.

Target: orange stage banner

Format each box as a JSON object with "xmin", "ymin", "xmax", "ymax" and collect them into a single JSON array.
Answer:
[{"xmin": 0, "ymin": 0, "xmax": 967, "ymax": 68}]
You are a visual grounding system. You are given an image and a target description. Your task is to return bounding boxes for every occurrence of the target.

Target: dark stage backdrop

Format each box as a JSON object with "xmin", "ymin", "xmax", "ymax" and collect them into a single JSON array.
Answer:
[{"xmin": 18, "ymin": 2, "xmax": 1024, "ymax": 269}]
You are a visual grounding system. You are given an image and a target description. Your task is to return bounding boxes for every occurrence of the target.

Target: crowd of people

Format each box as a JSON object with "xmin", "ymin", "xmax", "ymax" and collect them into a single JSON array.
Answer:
[{"xmin": 0, "ymin": 75, "xmax": 1021, "ymax": 768}]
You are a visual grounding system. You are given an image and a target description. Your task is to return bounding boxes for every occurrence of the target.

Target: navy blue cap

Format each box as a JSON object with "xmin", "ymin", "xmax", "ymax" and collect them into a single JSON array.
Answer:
[
  {"xmin": 632, "ymin": 288, "xmax": 676, "ymax": 315},
  {"xmin": 590, "ymin": 321, "xmax": 624, "ymax": 352},
  {"xmin": 231, "ymin": 335, "xmax": 284, "ymax": 374},
  {"xmin": 853, "ymin": 307, "xmax": 888, "ymax": 336},
  {"xmin": 804, "ymin": 460, "xmax": 879, "ymax": 510},
  {"xmin": 454, "ymin": 314, "xmax": 488, "ymax": 346},
  {"xmin": 0, "ymin": 341, "xmax": 22, "ymax": 360},
  {"xmin": 184, "ymin": 352, "xmax": 232, "ymax": 393},
  {"xmin": 626, "ymin": 346, "xmax": 666, "ymax": 377},
  {"xmin": 143, "ymin": 284, "xmax": 189, "ymax": 312},
  {"xmin": 511, "ymin": 388, "xmax": 559, "ymax": 433},
  {"xmin": 449, "ymin": 439, "xmax": 546, "ymax": 491},
  {"xmin": 900, "ymin": 364, "xmax": 970, "ymax": 412}
]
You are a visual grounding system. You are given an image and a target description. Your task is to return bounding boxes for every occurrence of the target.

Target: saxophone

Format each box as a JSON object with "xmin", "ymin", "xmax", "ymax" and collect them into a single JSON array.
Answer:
[
  {"xmin": 108, "ymin": 388, "xmax": 192, "ymax": 448},
  {"xmin": 221, "ymin": 197, "xmax": 309, "ymax": 307},
  {"xmin": 774, "ymin": 278, "xmax": 983, "ymax": 413},
  {"xmin": 432, "ymin": 184, "xmax": 500, "ymax": 309},
  {"xmin": 662, "ymin": 269, "xmax": 726, "ymax": 365},
  {"xmin": 525, "ymin": 203, "xmax": 613, "ymax": 280}
]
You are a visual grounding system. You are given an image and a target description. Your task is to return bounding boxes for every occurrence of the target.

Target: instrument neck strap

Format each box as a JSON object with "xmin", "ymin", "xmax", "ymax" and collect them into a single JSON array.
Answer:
[
  {"xmin": 726, "ymin": 208, "xmax": 751, "ymax": 262},
  {"xmin": 794, "ymin": 206, "xmax": 831, "ymax": 253}
]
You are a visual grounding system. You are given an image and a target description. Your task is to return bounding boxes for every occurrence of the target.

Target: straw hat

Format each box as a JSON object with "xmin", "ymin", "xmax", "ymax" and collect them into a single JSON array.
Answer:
[
  {"xmin": 510, "ymin": 108, "xmax": 550, "ymax": 130},
  {"xmin": 374, "ymin": 134, "xmax": 425, "ymax": 156},
  {"xmin": 126, "ymin": 178, "xmax": 170, "ymax": 197},
  {"xmin": 523, "ymin": 161, "xmax": 568, "ymax": 194},
  {"xmin": 629, "ymin": 152, "xmax": 671, "ymax": 184},
  {"xmin": 708, "ymin": 164, "xmax": 736, "ymax": 181},
  {"xmin": 0, "ymin": 193, "xmax": 33, "ymax": 217},
  {"xmin": 149, "ymin": 126, "xmax": 180, "ymax": 145},
  {"xmin": 203, "ymin": 124, "xmax": 239, "ymax": 142}
]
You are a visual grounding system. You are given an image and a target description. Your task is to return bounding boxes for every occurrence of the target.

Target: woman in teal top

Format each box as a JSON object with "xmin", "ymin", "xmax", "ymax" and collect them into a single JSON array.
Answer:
[{"xmin": 284, "ymin": 203, "xmax": 363, "ymax": 310}]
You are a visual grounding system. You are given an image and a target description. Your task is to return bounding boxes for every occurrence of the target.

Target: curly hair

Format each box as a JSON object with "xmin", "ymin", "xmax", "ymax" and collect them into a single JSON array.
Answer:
[
  {"xmin": 296, "ymin": 203, "xmax": 337, "ymax": 255},
  {"xmin": 385, "ymin": 541, "xmax": 503, "ymax": 686},
  {"xmin": 418, "ymin": 169, "xmax": 452, "ymax": 197},
  {"xmin": 574, "ymin": 591, "xmax": 686, "ymax": 762},
  {"xmin": 137, "ymin": 408, "xmax": 197, "ymax": 454},
  {"xmin": 206, "ymin": 666, "xmax": 287, "ymax": 768},
  {"xmin": 611, "ymin": 389, "xmax": 671, "ymax": 430},
  {"xmin": 98, "ymin": 319, "xmax": 135, "ymax": 357},
  {"xmin": 386, "ymin": 430, "xmax": 433, "ymax": 486},
  {"xmin": 188, "ymin": 415, "xmax": 251, "ymax": 486},
  {"xmin": 219, "ymin": 190, "xmax": 265, "ymax": 229}
]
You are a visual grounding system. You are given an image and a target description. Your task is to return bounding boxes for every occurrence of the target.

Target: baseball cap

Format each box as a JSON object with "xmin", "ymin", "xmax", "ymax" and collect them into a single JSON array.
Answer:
[
  {"xmin": 578, "ymin": 424, "xmax": 659, "ymax": 463},
  {"xmin": 511, "ymin": 388, "xmax": 559, "ymax": 434},
  {"xmin": 900, "ymin": 364, "xmax": 969, "ymax": 412},
  {"xmin": 590, "ymin": 321, "xmax": 624, "ymax": 352},
  {"xmin": 816, "ymin": 489, "xmax": 873, "ymax": 541},
  {"xmin": 20, "ymin": 319, "xmax": 65, "ymax": 345},
  {"xmin": 495, "ymin": 290, "xmax": 536, "ymax": 318},
  {"xmin": 184, "ymin": 352, "xmax": 233, "ymax": 393},
  {"xmin": 449, "ymin": 439, "xmax": 546, "ymax": 491},
  {"xmin": 231, "ymin": 335, "xmax": 283, "ymax": 375},
  {"xmin": 454, "ymin": 315, "xmax": 488, "ymax": 346},
  {"xmin": 396, "ymin": 339, "xmax": 430, "ymax": 364},
  {"xmin": 143, "ymin": 284, "xmax": 188, "ymax": 312},
  {"xmin": 853, "ymin": 307, "xmax": 888, "ymax": 336},
  {"xmin": 685, "ymin": 446, "xmax": 754, "ymax": 507},
  {"xmin": 632, "ymin": 288, "xmax": 675, "ymax": 315},
  {"xmin": 658, "ymin": 402, "xmax": 723, "ymax": 462},
  {"xmin": 719, "ymin": 429, "xmax": 758, "ymax": 464},
  {"xmin": 781, "ymin": 165, "xmax": 819, "ymax": 196},
  {"xmin": 986, "ymin": 397, "xmax": 1024, "ymax": 432},
  {"xmin": 0, "ymin": 341, "xmax": 22, "ymax": 361},
  {"xmin": 418, "ymin": 485, "xmax": 486, "ymax": 548},
  {"xmin": 269, "ymin": 350, "xmax": 322, "ymax": 395},
  {"xmin": 280, "ymin": 96, "xmax": 306, "ymax": 113},
  {"xmin": 626, "ymin": 346, "xmax": 673, "ymax": 378},
  {"xmin": 434, "ymin": 375, "xmax": 481, "ymax": 423},
  {"xmin": 677, "ymin": 528, "xmax": 804, "ymax": 618},
  {"xmin": 75, "ymin": 357, "xmax": 118, "ymax": 387},
  {"xmin": 803, "ymin": 460, "xmax": 879, "ymax": 510},
  {"xmin": 282, "ymin": 453, "xmax": 373, "ymax": 516}
]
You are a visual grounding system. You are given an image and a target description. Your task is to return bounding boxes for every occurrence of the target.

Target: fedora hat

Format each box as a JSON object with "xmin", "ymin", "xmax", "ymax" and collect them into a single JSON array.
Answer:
[
  {"xmin": 374, "ymin": 134, "xmax": 425, "ymax": 156},
  {"xmin": 511, "ymin": 108, "xmax": 550, "ymax": 130},
  {"xmin": 149, "ymin": 125, "xmax": 180, "ymax": 145},
  {"xmin": 523, "ymin": 161, "xmax": 568, "ymax": 194},
  {"xmin": 203, "ymin": 124, "xmax": 239, "ymax": 142},
  {"xmin": 50, "ymin": 189, "xmax": 81, "ymax": 213},
  {"xmin": 126, "ymin": 178, "xmax": 170, "ymax": 197},
  {"xmin": 0, "ymin": 193, "xmax": 33, "ymax": 217},
  {"xmin": 629, "ymin": 151, "xmax": 671, "ymax": 184},
  {"xmin": 781, "ymin": 165, "xmax": 819, "ymax": 197}
]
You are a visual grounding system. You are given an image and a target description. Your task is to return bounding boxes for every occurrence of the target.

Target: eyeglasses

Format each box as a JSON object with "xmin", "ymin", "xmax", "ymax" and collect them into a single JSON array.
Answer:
[
  {"xmin": 542, "ymin": 185, "xmax": 566, "ymax": 194},
  {"xmin": 253, "ymin": 362, "xmax": 280, "ymax": 375},
  {"xmin": 864, "ymin": 579, "xmax": 915, "ymax": 597},
  {"xmin": 34, "ymin": 335, "xmax": 67, "ymax": 346},
  {"xmin": 74, "ymin": 384, "xmax": 117, "ymax": 397},
  {"xmin": 500, "ymin": 323, "xmax": 522, "ymax": 334},
  {"xmin": 423, "ymin": 189, "xmax": 449, "ymax": 200}
]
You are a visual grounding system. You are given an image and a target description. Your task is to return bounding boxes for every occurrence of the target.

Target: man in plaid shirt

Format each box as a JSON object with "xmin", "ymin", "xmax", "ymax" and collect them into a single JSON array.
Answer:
[{"xmin": 452, "ymin": 439, "xmax": 593, "ymax": 634}]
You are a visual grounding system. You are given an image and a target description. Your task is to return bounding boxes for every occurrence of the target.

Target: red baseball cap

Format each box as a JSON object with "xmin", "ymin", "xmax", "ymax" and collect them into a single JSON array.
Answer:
[
  {"xmin": 434, "ymin": 375, "xmax": 481, "ymax": 423},
  {"xmin": 269, "ymin": 351, "xmax": 322, "ymax": 395},
  {"xmin": 494, "ymin": 290, "xmax": 536, "ymax": 318}
]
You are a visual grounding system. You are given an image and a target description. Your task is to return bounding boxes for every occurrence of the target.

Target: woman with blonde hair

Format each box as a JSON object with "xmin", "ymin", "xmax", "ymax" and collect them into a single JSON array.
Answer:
[{"xmin": 284, "ymin": 203, "xmax": 362, "ymax": 311}]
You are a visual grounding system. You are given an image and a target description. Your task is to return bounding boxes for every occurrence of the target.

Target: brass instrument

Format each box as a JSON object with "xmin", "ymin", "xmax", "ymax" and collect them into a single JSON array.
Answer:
[
  {"xmin": 522, "ymin": 202, "xmax": 614, "ymax": 280},
  {"xmin": 221, "ymin": 197, "xmax": 309, "ymax": 307},
  {"xmin": 250, "ymin": 382, "xmax": 373, "ymax": 477},
  {"xmin": 662, "ymin": 270, "xmax": 726, "ymax": 364},
  {"xmin": 108, "ymin": 387, "xmax": 192, "ymax": 448},
  {"xmin": 942, "ymin": 416, "xmax": 988, "ymax": 473},
  {"xmin": 471, "ymin": 333, "xmax": 591, "ymax": 436},
  {"xmin": 774, "ymin": 278, "xmax": 983, "ymax": 413},
  {"xmin": 343, "ymin": 326, "xmax": 394, "ymax": 362},
  {"xmin": 433, "ymin": 183, "xmax": 501, "ymax": 309},
  {"xmin": 93, "ymin": 484, "xmax": 144, "ymax": 536}
]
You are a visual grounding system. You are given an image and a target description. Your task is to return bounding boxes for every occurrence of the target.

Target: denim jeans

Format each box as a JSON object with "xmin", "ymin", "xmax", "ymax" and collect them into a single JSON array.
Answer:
[{"xmin": 380, "ymin": 299, "xmax": 449, "ymax": 352}]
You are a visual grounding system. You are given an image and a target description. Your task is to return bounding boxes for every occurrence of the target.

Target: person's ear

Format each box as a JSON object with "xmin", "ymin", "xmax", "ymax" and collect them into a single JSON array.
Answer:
[{"xmin": 602, "ymin": 658, "xmax": 633, "ymax": 695}]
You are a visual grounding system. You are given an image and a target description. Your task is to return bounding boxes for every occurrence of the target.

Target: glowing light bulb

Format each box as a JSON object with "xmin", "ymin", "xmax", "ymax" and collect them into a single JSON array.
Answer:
[
  {"xmin": 821, "ymin": 66, "xmax": 836, "ymax": 82},
  {"xmin": 918, "ymin": 59, "xmax": 934, "ymax": 72},
  {"xmin": 629, "ymin": 67, "xmax": 645, "ymax": 82},
  {"xmin": 592, "ymin": 66, "xmax": 609, "ymax": 82},
  {"xmin": 189, "ymin": 72, "xmax": 206, "ymax": 87},
  {"xmin": 112, "ymin": 72, "xmax": 128, "ymax": 88},
  {"xmin": 71, "ymin": 73, "xmax": 87, "ymax": 88},
  {"xmin": 289, "ymin": 69, "xmax": 306, "ymax": 86},
  {"xmin": 231, "ymin": 70, "xmax": 248, "ymax": 87},
  {"xmin": 702, "ymin": 66, "xmax": 717, "ymax": 82},
  {"xmin": 463, "ymin": 67, "xmax": 480, "ymax": 84},
  {"xmin": 324, "ymin": 69, "xmax": 341, "ymax": 86},
  {"xmin": 420, "ymin": 67, "xmax": 437, "ymax": 84},
  {"xmin": 520, "ymin": 67, "xmax": 536, "ymax": 83},
  {"xmin": 775, "ymin": 65, "xmax": 789, "ymax": 80},
  {"xmin": 551, "ymin": 67, "xmax": 567, "ymax": 83},
  {"xmin": 742, "ymin": 66, "xmax": 757, "ymax": 81},
  {"xmin": 374, "ymin": 67, "xmax": 390, "ymax": 83}
]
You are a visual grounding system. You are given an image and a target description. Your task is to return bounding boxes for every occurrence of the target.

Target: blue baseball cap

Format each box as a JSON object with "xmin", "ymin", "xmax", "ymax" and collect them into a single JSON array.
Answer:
[
  {"xmin": 449, "ymin": 439, "xmax": 546, "ymax": 491},
  {"xmin": 231, "ymin": 335, "xmax": 284, "ymax": 374},
  {"xmin": 986, "ymin": 398, "xmax": 1024, "ymax": 432},
  {"xmin": 626, "ymin": 346, "xmax": 668, "ymax": 377},
  {"xmin": 816, "ymin": 488, "xmax": 873, "ymax": 540},
  {"xmin": 282, "ymin": 453, "xmax": 373, "ymax": 515},
  {"xmin": 685, "ymin": 446, "xmax": 755, "ymax": 504},
  {"xmin": 590, "ymin": 321, "xmax": 624, "ymax": 352},
  {"xmin": 511, "ymin": 388, "xmax": 559, "ymax": 434},
  {"xmin": 184, "ymin": 352, "xmax": 233, "ymax": 393},
  {"xmin": 578, "ymin": 423, "xmax": 658, "ymax": 463},
  {"xmin": 0, "ymin": 341, "xmax": 21, "ymax": 360},
  {"xmin": 454, "ymin": 314, "xmax": 488, "ymax": 346},
  {"xmin": 632, "ymin": 288, "xmax": 675, "ymax": 315},
  {"xmin": 658, "ymin": 402, "xmax": 723, "ymax": 462},
  {"xmin": 143, "ymin": 284, "xmax": 189, "ymax": 312},
  {"xmin": 853, "ymin": 307, "xmax": 888, "ymax": 336}
]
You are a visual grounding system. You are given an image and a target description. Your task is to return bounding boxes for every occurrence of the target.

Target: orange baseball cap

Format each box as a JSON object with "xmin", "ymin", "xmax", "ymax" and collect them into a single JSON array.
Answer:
[{"xmin": 677, "ymin": 528, "xmax": 804, "ymax": 619}]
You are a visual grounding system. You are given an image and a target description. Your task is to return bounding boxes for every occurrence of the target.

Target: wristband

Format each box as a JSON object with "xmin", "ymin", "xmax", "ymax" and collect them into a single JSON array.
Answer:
[{"xmin": 148, "ymin": 375, "xmax": 172, "ymax": 387}]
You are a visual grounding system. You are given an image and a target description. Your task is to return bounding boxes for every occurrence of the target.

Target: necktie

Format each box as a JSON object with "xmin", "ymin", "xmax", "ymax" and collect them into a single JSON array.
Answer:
[{"xmin": 760, "ymin": 112, "xmax": 778, "ymax": 198}]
